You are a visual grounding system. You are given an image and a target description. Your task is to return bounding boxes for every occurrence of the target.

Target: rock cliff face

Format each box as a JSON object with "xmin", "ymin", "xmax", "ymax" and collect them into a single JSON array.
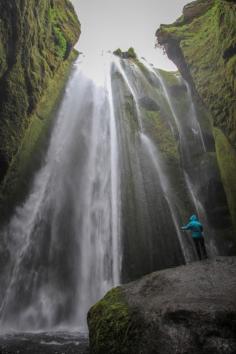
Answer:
[
  {"xmin": 88, "ymin": 257, "xmax": 236, "ymax": 354},
  {"xmin": 0, "ymin": 0, "xmax": 80, "ymax": 217},
  {"xmin": 0, "ymin": 0, "xmax": 80, "ymax": 182},
  {"xmin": 156, "ymin": 0, "xmax": 236, "ymax": 231},
  {"xmin": 109, "ymin": 51, "xmax": 235, "ymax": 281}
]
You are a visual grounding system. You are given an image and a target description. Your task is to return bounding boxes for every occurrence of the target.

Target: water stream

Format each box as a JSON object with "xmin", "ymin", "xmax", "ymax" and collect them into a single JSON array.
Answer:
[{"xmin": 0, "ymin": 56, "xmax": 121, "ymax": 332}]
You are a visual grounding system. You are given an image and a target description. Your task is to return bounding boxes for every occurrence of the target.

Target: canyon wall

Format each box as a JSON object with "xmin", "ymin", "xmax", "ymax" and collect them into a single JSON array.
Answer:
[
  {"xmin": 0, "ymin": 0, "xmax": 81, "ymax": 217},
  {"xmin": 156, "ymin": 0, "xmax": 236, "ymax": 232}
]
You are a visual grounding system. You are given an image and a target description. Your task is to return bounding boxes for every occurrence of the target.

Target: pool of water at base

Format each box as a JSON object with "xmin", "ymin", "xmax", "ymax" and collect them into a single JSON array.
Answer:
[{"xmin": 0, "ymin": 332, "xmax": 89, "ymax": 354}]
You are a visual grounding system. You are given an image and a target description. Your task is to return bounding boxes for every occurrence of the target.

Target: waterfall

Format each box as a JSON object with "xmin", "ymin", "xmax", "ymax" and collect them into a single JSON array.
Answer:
[
  {"xmin": 138, "ymin": 59, "xmax": 222, "ymax": 257},
  {"xmin": 184, "ymin": 81, "xmax": 207, "ymax": 153},
  {"xmin": 0, "ymin": 56, "xmax": 121, "ymax": 331},
  {"xmin": 0, "ymin": 53, "xmax": 232, "ymax": 333},
  {"xmin": 112, "ymin": 59, "xmax": 192, "ymax": 263}
]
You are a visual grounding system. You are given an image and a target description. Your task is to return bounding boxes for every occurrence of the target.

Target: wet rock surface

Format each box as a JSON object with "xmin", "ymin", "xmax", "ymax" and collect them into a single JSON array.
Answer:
[
  {"xmin": 0, "ymin": 332, "xmax": 89, "ymax": 354},
  {"xmin": 88, "ymin": 257, "xmax": 236, "ymax": 354},
  {"xmin": 0, "ymin": 0, "xmax": 80, "ymax": 172},
  {"xmin": 156, "ymin": 0, "xmax": 236, "ymax": 233},
  {"xmin": 182, "ymin": 0, "xmax": 214, "ymax": 23}
]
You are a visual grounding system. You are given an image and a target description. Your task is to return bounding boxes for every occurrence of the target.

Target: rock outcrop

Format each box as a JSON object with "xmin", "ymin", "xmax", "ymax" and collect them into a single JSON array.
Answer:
[
  {"xmin": 156, "ymin": 0, "xmax": 236, "ymax": 232},
  {"xmin": 0, "ymin": 0, "xmax": 80, "ymax": 218},
  {"xmin": 110, "ymin": 55, "xmax": 235, "ymax": 281},
  {"xmin": 88, "ymin": 257, "xmax": 236, "ymax": 354},
  {"xmin": 113, "ymin": 47, "xmax": 137, "ymax": 59},
  {"xmin": 0, "ymin": 0, "xmax": 80, "ymax": 182}
]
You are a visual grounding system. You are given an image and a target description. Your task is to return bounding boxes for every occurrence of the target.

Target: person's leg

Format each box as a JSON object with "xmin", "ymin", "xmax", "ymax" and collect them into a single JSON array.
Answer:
[
  {"xmin": 193, "ymin": 238, "xmax": 201, "ymax": 259},
  {"xmin": 199, "ymin": 237, "xmax": 207, "ymax": 259}
]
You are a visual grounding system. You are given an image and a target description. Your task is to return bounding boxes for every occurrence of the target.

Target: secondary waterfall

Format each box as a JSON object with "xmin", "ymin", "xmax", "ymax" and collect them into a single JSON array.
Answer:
[{"xmin": 0, "ymin": 54, "xmax": 233, "ymax": 332}]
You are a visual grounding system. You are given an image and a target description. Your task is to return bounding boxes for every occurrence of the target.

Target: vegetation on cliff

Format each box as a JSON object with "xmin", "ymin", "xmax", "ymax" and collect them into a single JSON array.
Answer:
[
  {"xmin": 113, "ymin": 47, "xmax": 137, "ymax": 59},
  {"xmin": 0, "ymin": 0, "xmax": 81, "ymax": 183},
  {"xmin": 156, "ymin": 0, "xmax": 236, "ymax": 231},
  {"xmin": 0, "ymin": 50, "xmax": 78, "ymax": 220}
]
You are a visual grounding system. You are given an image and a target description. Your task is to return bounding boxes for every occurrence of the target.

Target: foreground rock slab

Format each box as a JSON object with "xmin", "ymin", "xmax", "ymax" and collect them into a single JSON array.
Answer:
[{"xmin": 88, "ymin": 257, "xmax": 236, "ymax": 354}]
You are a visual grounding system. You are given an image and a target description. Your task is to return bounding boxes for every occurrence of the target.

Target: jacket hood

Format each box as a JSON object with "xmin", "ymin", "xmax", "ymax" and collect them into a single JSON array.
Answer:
[{"xmin": 190, "ymin": 214, "xmax": 198, "ymax": 221}]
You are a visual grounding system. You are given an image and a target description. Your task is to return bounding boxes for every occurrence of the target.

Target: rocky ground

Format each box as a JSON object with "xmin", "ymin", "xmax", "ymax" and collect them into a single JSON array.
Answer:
[
  {"xmin": 88, "ymin": 257, "xmax": 236, "ymax": 354},
  {"xmin": 0, "ymin": 332, "xmax": 89, "ymax": 354}
]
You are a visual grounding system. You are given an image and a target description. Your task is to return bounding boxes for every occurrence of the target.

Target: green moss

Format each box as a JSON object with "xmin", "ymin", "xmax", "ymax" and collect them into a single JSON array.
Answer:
[
  {"xmin": 113, "ymin": 47, "xmax": 137, "ymax": 59},
  {"xmin": 53, "ymin": 26, "xmax": 67, "ymax": 59},
  {"xmin": 157, "ymin": 0, "xmax": 236, "ymax": 148},
  {"xmin": 125, "ymin": 97, "xmax": 139, "ymax": 131},
  {"xmin": 0, "ymin": 37, "xmax": 7, "ymax": 77},
  {"xmin": 158, "ymin": 69, "xmax": 179, "ymax": 87},
  {"xmin": 127, "ymin": 47, "xmax": 137, "ymax": 59},
  {"xmin": 143, "ymin": 106, "xmax": 192, "ymax": 216},
  {"xmin": 113, "ymin": 48, "xmax": 123, "ymax": 57},
  {"xmin": 0, "ymin": 0, "xmax": 80, "ymax": 182},
  {"xmin": 0, "ymin": 50, "xmax": 78, "ymax": 220},
  {"xmin": 49, "ymin": 5, "xmax": 77, "ymax": 59},
  {"xmin": 156, "ymin": 0, "xmax": 236, "ymax": 232},
  {"xmin": 214, "ymin": 127, "xmax": 236, "ymax": 230},
  {"xmin": 88, "ymin": 287, "xmax": 141, "ymax": 354},
  {"xmin": 145, "ymin": 110, "xmax": 178, "ymax": 161},
  {"xmin": 134, "ymin": 59, "xmax": 149, "ymax": 75}
]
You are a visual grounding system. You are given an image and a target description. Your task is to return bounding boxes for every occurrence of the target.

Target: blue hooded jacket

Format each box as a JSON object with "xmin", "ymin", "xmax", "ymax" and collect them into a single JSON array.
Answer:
[{"xmin": 181, "ymin": 215, "xmax": 203, "ymax": 238}]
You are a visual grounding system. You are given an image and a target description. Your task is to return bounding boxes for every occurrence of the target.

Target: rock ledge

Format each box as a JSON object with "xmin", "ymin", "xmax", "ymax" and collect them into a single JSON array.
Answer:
[{"xmin": 88, "ymin": 257, "xmax": 236, "ymax": 354}]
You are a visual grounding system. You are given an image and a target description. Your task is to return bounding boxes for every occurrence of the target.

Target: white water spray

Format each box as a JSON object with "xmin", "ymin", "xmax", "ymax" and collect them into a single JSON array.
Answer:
[{"xmin": 0, "ymin": 56, "xmax": 121, "ymax": 332}]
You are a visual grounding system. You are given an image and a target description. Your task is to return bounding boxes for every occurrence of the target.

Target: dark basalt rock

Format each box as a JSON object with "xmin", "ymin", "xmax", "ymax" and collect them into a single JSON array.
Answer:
[{"xmin": 88, "ymin": 257, "xmax": 236, "ymax": 354}]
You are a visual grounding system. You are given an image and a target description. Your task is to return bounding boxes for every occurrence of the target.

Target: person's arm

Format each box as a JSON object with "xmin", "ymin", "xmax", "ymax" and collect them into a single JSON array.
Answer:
[{"xmin": 181, "ymin": 222, "xmax": 191, "ymax": 230}]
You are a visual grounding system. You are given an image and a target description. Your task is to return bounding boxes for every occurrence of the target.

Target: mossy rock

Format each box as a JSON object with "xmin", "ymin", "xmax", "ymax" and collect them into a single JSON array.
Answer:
[
  {"xmin": 113, "ymin": 48, "xmax": 123, "ymax": 57},
  {"xmin": 143, "ymin": 108, "xmax": 192, "ymax": 218},
  {"xmin": 113, "ymin": 47, "xmax": 137, "ymax": 59},
  {"xmin": 88, "ymin": 258, "xmax": 236, "ymax": 354},
  {"xmin": 158, "ymin": 69, "xmax": 179, "ymax": 87},
  {"xmin": 157, "ymin": 0, "xmax": 236, "ymax": 147},
  {"xmin": 144, "ymin": 110, "xmax": 178, "ymax": 162},
  {"xmin": 138, "ymin": 96, "xmax": 160, "ymax": 112},
  {"xmin": 214, "ymin": 127, "xmax": 236, "ymax": 231},
  {"xmin": 0, "ymin": 0, "xmax": 80, "ymax": 182},
  {"xmin": 0, "ymin": 50, "xmax": 78, "ymax": 221},
  {"xmin": 88, "ymin": 287, "xmax": 142, "ymax": 354},
  {"xmin": 156, "ymin": 0, "xmax": 236, "ymax": 234}
]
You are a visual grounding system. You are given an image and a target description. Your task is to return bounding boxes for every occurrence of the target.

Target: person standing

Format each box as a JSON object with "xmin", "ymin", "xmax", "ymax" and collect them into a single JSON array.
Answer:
[{"xmin": 181, "ymin": 214, "xmax": 207, "ymax": 260}]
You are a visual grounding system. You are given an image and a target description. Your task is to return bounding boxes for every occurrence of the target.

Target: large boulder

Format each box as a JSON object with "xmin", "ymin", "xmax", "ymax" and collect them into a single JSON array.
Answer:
[{"xmin": 88, "ymin": 257, "xmax": 236, "ymax": 354}]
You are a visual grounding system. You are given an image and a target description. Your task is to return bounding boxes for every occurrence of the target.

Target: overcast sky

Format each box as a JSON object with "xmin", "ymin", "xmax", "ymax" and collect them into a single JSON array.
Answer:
[{"xmin": 71, "ymin": 0, "xmax": 190, "ymax": 70}]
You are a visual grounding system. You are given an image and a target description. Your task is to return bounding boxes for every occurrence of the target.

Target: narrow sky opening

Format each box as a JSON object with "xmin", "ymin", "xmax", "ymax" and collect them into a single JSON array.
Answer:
[{"xmin": 71, "ymin": 0, "xmax": 190, "ymax": 71}]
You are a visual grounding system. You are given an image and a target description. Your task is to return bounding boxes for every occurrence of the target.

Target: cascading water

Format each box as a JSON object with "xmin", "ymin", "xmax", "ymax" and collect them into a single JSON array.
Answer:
[
  {"xmin": 139, "ymin": 59, "xmax": 234, "ymax": 256},
  {"xmin": 139, "ymin": 61, "xmax": 218, "ymax": 254},
  {"xmin": 112, "ymin": 58, "xmax": 192, "ymax": 263},
  {"xmin": 0, "ymin": 53, "xmax": 234, "ymax": 334},
  {"xmin": 0, "ymin": 56, "xmax": 121, "ymax": 331}
]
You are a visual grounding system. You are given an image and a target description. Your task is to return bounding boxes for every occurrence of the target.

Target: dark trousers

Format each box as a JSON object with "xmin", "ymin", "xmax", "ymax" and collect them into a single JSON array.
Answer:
[{"xmin": 193, "ymin": 237, "xmax": 207, "ymax": 260}]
